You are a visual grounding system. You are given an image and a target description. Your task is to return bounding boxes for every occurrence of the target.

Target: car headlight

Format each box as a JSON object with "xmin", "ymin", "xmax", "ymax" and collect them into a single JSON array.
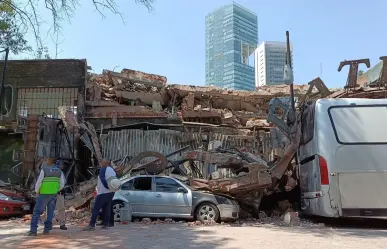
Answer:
[{"xmin": 214, "ymin": 195, "xmax": 233, "ymax": 205}]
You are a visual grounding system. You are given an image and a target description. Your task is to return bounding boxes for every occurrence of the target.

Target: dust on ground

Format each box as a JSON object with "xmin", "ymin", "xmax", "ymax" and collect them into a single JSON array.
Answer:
[{"xmin": 1, "ymin": 218, "xmax": 387, "ymax": 249}]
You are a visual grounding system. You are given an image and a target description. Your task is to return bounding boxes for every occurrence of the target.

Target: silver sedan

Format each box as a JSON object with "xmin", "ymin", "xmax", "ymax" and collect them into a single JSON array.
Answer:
[{"xmin": 112, "ymin": 175, "xmax": 239, "ymax": 222}]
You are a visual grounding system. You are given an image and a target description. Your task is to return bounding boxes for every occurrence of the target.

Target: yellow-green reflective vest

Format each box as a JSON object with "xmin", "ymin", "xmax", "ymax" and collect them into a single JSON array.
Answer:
[{"xmin": 39, "ymin": 166, "xmax": 61, "ymax": 195}]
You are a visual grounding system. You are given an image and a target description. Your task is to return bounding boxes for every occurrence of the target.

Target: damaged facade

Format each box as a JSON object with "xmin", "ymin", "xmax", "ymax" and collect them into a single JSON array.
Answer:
[{"xmin": 2, "ymin": 55, "xmax": 387, "ymax": 217}]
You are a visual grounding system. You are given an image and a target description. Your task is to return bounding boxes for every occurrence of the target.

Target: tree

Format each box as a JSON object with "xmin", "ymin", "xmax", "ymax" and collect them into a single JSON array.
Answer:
[
  {"xmin": 0, "ymin": 0, "xmax": 155, "ymax": 52},
  {"xmin": 35, "ymin": 46, "xmax": 50, "ymax": 59},
  {"xmin": 0, "ymin": 1, "xmax": 32, "ymax": 54}
]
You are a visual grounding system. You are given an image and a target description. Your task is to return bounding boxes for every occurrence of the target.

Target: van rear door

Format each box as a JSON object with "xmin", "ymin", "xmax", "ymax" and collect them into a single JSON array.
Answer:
[{"xmin": 329, "ymin": 104, "xmax": 387, "ymax": 217}]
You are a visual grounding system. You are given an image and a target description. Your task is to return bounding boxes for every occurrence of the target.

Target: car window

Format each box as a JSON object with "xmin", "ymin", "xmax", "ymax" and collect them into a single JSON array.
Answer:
[
  {"xmin": 132, "ymin": 177, "xmax": 152, "ymax": 191},
  {"xmin": 0, "ymin": 193, "xmax": 10, "ymax": 201},
  {"xmin": 155, "ymin": 177, "xmax": 182, "ymax": 193},
  {"xmin": 121, "ymin": 179, "xmax": 134, "ymax": 191}
]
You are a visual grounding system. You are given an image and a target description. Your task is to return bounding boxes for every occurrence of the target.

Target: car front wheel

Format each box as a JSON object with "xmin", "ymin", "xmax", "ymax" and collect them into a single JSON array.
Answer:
[
  {"xmin": 195, "ymin": 202, "xmax": 220, "ymax": 222},
  {"xmin": 112, "ymin": 200, "xmax": 124, "ymax": 222}
]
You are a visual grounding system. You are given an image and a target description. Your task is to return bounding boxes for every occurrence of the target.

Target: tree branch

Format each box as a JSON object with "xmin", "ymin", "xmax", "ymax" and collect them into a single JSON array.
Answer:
[{"xmin": 0, "ymin": 0, "xmax": 155, "ymax": 56}]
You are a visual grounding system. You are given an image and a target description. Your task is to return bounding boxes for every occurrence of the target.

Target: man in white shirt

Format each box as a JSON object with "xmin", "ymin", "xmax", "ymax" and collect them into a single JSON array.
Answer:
[
  {"xmin": 83, "ymin": 159, "xmax": 117, "ymax": 230},
  {"xmin": 26, "ymin": 158, "xmax": 66, "ymax": 236}
]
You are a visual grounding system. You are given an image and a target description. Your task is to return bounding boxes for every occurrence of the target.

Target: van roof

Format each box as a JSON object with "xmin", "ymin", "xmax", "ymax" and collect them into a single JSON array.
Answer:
[{"xmin": 316, "ymin": 98, "xmax": 387, "ymax": 107}]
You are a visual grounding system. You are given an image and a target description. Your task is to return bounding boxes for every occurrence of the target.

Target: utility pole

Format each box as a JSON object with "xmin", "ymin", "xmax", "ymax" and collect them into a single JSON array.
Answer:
[{"xmin": 284, "ymin": 31, "xmax": 295, "ymax": 111}]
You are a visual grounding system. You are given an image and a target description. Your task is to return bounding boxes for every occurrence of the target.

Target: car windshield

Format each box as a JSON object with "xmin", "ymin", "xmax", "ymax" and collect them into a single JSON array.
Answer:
[{"xmin": 0, "ymin": 193, "xmax": 11, "ymax": 201}]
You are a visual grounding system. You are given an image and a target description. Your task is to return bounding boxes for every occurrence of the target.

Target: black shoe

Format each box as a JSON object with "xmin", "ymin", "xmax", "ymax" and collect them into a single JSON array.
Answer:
[
  {"xmin": 60, "ymin": 225, "xmax": 67, "ymax": 230},
  {"xmin": 43, "ymin": 230, "xmax": 50, "ymax": 235},
  {"xmin": 25, "ymin": 231, "xmax": 37, "ymax": 236},
  {"xmin": 101, "ymin": 226, "xmax": 109, "ymax": 230}
]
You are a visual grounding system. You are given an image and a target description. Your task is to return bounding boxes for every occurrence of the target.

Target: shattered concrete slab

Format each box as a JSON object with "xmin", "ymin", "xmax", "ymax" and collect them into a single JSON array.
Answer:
[{"xmin": 85, "ymin": 66, "xmax": 341, "ymax": 129}]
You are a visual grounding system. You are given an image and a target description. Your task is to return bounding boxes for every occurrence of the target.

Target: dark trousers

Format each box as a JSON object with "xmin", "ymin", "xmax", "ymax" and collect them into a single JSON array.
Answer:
[
  {"xmin": 89, "ymin": 192, "xmax": 114, "ymax": 227},
  {"xmin": 30, "ymin": 194, "xmax": 57, "ymax": 233},
  {"xmin": 98, "ymin": 205, "xmax": 115, "ymax": 226}
]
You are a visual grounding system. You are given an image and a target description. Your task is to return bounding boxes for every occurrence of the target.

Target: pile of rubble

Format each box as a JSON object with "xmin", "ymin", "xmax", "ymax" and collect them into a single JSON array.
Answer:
[
  {"xmin": 126, "ymin": 212, "xmax": 322, "ymax": 228},
  {"xmin": 85, "ymin": 68, "xmax": 333, "ymax": 128},
  {"xmin": 19, "ymin": 206, "xmax": 92, "ymax": 226}
]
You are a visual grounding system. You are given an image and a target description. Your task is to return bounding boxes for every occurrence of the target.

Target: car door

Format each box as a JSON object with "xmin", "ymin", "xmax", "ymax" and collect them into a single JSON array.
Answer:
[
  {"xmin": 151, "ymin": 177, "xmax": 192, "ymax": 217},
  {"xmin": 119, "ymin": 176, "xmax": 154, "ymax": 216}
]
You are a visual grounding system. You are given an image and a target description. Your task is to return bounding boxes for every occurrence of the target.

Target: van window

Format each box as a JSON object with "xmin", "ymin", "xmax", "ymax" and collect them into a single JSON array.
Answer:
[
  {"xmin": 329, "ymin": 105, "xmax": 387, "ymax": 144},
  {"xmin": 300, "ymin": 100, "xmax": 316, "ymax": 146}
]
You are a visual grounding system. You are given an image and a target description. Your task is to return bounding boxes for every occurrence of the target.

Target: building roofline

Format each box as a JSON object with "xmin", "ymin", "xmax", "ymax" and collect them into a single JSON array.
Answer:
[
  {"xmin": 257, "ymin": 41, "xmax": 293, "ymax": 48},
  {"xmin": 206, "ymin": 2, "xmax": 257, "ymax": 17},
  {"xmin": 0, "ymin": 59, "xmax": 87, "ymax": 63},
  {"xmin": 232, "ymin": 1, "xmax": 257, "ymax": 16}
]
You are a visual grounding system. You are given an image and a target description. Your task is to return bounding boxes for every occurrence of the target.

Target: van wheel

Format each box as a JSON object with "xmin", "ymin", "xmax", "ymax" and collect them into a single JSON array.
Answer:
[
  {"xmin": 112, "ymin": 201, "xmax": 124, "ymax": 222},
  {"xmin": 195, "ymin": 202, "xmax": 220, "ymax": 222}
]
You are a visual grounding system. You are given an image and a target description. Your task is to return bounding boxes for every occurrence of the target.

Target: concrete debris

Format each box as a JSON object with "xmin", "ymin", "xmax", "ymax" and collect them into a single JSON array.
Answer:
[
  {"xmin": 283, "ymin": 212, "xmax": 300, "ymax": 226},
  {"xmin": 85, "ymin": 67, "xmax": 337, "ymax": 129},
  {"xmin": 188, "ymin": 220, "xmax": 218, "ymax": 226},
  {"xmin": 124, "ymin": 214, "xmax": 321, "ymax": 228},
  {"xmin": 14, "ymin": 207, "xmax": 91, "ymax": 226},
  {"xmin": 130, "ymin": 218, "xmax": 183, "ymax": 225}
]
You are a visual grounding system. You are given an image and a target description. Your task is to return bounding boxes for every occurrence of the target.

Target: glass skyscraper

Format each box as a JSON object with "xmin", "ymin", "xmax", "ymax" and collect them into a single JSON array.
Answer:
[
  {"xmin": 205, "ymin": 2, "xmax": 258, "ymax": 91},
  {"xmin": 255, "ymin": 41, "xmax": 294, "ymax": 86}
]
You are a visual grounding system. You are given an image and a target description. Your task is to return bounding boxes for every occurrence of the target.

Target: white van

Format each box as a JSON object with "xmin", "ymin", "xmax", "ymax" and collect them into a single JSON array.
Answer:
[{"xmin": 299, "ymin": 98, "xmax": 387, "ymax": 218}]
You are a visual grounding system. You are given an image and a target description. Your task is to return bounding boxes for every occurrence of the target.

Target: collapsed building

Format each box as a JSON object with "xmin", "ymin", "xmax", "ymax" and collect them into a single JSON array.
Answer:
[{"xmin": 1, "ymin": 55, "xmax": 386, "ymax": 216}]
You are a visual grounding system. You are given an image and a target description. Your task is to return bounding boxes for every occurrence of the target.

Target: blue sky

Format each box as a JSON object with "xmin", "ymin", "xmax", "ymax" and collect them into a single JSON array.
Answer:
[{"xmin": 23, "ymin": 0, "xmax": 387, "ymax": 88}]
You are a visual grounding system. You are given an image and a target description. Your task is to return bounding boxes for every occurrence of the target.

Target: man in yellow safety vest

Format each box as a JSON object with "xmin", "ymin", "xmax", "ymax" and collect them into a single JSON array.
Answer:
[{"xmin": 26, "ymin": 157, "xmax": 66, "ymax": 236}]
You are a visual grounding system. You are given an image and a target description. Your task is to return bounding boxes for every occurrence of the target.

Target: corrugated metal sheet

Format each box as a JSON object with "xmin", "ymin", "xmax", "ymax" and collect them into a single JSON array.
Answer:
[
  {"xmin": 101, "ymin": 129, "xmax": 271, "ymax": 160},
  {"xmin": 101, "ymin": 129, "xmax": 184, "ymax": 161},
  {"xmin": 101, "ymin": 128, "xmax": 272, "ymax": 179}
]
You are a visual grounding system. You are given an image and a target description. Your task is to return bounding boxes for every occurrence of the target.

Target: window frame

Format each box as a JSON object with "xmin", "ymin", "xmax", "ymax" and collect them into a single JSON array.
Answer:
[
  {"xmin": 300, "ymin": 100, "xmax": 316, "ymax": 146},
  {"xmin": 120, "ymin": 179, "xmax": 134, "ymax": 191},
  {"xmin": 154, "ymin": 177, "xmax": 184, "ymax": 193},
  {"xmin": 328, "ymin": 104, "xmax": 387, "ymax": 145},
  {"xmin": 125, "ymin": 176, "xmax": 153, "ymax": 192}
]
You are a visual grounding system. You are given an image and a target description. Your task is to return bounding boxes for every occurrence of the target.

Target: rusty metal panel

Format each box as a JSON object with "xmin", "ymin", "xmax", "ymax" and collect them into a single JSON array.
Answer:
[{"xmin": 17, "ymin": 87, "xmax": 78, "ymax": 118}]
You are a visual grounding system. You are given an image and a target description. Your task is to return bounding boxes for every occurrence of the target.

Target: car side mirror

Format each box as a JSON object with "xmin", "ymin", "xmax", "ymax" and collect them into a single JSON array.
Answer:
[{"xmin": 177, "ymin": 187, "xmax": 187, "ymax": 193}]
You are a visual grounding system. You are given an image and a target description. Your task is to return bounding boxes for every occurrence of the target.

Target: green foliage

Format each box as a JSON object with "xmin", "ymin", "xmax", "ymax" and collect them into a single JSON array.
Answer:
[
  {"xmin": 0, "ymin": 1, "xmax": 13, "ymax": 13},
  {"xmin": 0, "ymin": 1, "xmax": 32, "ymax": 54},
  {"xmin": 35, "ymin": 46, "xmax": 51, "ymax": 59},
  {"xmin": 0, "ymin": 0, "xmax": 155, "ymax": 58}
]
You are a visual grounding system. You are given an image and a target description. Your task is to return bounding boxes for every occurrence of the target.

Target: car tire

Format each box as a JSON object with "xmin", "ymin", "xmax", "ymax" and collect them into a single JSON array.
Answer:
[
  {"xmin": 112, "ymin": 200, "xmax": 124, "ymax": 222},
  {"xmin": 195, "ymin": 202, "xmax": 220, "ymax": 222}
]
